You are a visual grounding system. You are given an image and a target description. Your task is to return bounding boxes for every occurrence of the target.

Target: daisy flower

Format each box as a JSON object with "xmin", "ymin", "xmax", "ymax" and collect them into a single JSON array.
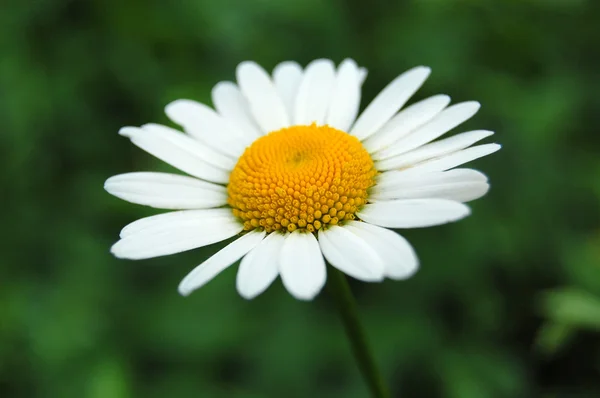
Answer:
[{"xmin": 105, "ymin": 59, "xmax": 500, "ymax": 300}]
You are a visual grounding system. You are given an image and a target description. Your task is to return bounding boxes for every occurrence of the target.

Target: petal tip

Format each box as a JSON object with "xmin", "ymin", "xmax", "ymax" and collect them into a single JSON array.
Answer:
[
  {"xmin": 308, "ymin": 58, "xmax": 335, "ymax": 68},
  {"xmin": 177, "ymin": 284, "xmax": 193, "ymax": 297},
  {"xmin": 109, "ymin": 241, "xmax": 126, "ymax": 259},
  {"xmin": 237, "ymin": 60, "xmax": 256, "ymax": 69},
  {"xmin": 103, "ymin": 180, "xmax": 113, "ymax": 193},
  {"xmin": 440, "ymin": 95, "xmax": 452, "ymax": 106},
  {"xmin": 164, "ymin": 99, "xmax": 189, "ymax": 119},
  {"xmin": 118, "ymin": 126, "xmax": 137, "ymax": 137},
  {"xmin": 469, "ymin": 101, "xmax": 482, "ymax": 110},
  {"xmin": 236, "ymin": 60, "xmax": 261, "ymax": 77},
  {"xmin": 178, "ymin": 274, "xmax": 198, "ymax": 297},
  {"xmin": 289, "ymin": 290, "xmax": 319, "ymax": 301},
  {"xmin": 412, "ymin": 66, "xmax": 432, "ymax": 78},
  {"xmin": 460, "ymin": 203, "xmax": 472, "ymax": 218},
  {"xmin": 212, "ymin": 81, "xmax": 234, "ymax": 92},
  {"xmin": 273, "ymin": 60, "xmax": 301, "ymax": 74},
  {"xmin": 489, "ymin": 143, "xmax": 502, "ymax": 153},
  {"xmin": 236, "ymin": 288, "xmax": 258, "ymax": 300},
  {"xmin": 339, "ymin": 58, "xmax": 358, "ymax": 68}
]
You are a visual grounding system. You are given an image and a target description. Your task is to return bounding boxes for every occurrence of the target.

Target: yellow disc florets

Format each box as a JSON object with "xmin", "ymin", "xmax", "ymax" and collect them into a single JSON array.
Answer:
[{"xmin": 228, "ymin": 124, "xmax": 376, "ymax": 234}]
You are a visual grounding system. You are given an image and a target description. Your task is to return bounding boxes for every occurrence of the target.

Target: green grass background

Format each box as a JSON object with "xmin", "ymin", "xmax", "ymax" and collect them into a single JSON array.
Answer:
[{"xmin": 2, "ymin": 0, "xmax": 599, "ymax": 397}]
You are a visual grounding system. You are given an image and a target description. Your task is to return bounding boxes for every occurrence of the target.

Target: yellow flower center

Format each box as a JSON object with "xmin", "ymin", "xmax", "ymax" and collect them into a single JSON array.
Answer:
[{"xmin": 228, "ymin": 124, "xmax": 376, "ymax": 233}]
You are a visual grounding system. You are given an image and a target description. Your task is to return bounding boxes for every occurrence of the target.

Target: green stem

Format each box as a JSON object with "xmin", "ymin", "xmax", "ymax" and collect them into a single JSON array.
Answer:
[{"xmin": 326, "ymin": 266, "xmax": 390, "ymax": 398}]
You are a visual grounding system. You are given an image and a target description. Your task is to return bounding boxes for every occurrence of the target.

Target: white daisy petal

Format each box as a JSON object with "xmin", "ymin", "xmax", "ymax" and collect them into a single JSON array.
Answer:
[
  {"xmin": 273, "ymin": 61, "xmax": 303, "ymax": 121},
  {"xmin": 364, "ymin": 95, "xmax": 451, "ymax": 154},
  {"xmin": 318, "ymin": 226, "xmax": 385, "ymax": 282},
  {"xmin": 326, "ymin": 59, "xmax": 362, "ymax": 131},
  {"xmin": 294, "ymin": 59, "xmax": 336, "ymax": 125},
  {"xmin": 165, "ymin": 99, "xmax": 249, "ymax": 158},
  {"xmin": 376, "ymin": 130, "xmax": 494, "ymax": 171},
  {"xmin": 397, "ymin": 144, "xmax": 501, "ymax": 176},
  {"xmin": 358, "ymin": 199, "xmax": 471, "ymax": 229},
  {"xmin": 350, "ymin": 66, "xmax": 431, "ymax": 140},
  {"xmin": 236, "ymin": 61, "xmax": 289, "ymax": 133},
  {"xmin": 178, "ymin": 230, "xmax": 266, "ymax": 296},
  {"xmin": 376, "ymin": 101, "xmax": 481, "ymax": 159},
  {"xmin": 279, "ymin": 231, "xmax": 326, "ymax": 300},
  {"xmin": 119, "ymin": 125, "xmax": 232, "ymax": 183},
  {"xmin": 236, "ymin": 232, "xmax": 286, "ymax": 299},
  {"xmin": 104, "ymin": 172, "xmax": 227, "ymax": 209},
  {"xmin": 111, "ymin": 212, "xmax": 243, "ymax": 260},
  {"xmin": 119, "ymin": 208, "xmax": 232, "ymax": 238},
  {"xmin": 344, "ymin": 221, "xmax": 418, "ymax": 280},
  {"xmin": 211, "ymin": 81, "xmax": 262, "ymax": 140},
  {"xmin": 374, "ymin": 168, "xmax": 488, "ymax": 192},
  {"xmin": 371, "ymin": 179, "xmax": 489, "ymax": 203}
]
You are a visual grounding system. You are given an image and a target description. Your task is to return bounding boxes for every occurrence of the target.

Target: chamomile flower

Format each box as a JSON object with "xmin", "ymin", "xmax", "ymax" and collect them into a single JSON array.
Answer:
[{"xmin": 105, "ymin": 59, "xmax": 500, "ymax": 300}]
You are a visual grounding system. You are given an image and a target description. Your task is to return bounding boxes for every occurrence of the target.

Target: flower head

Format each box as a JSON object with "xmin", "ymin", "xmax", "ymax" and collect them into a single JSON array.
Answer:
[{"xmin": 105, "ymin": 59, "xmax": 500, "ymax": 300}]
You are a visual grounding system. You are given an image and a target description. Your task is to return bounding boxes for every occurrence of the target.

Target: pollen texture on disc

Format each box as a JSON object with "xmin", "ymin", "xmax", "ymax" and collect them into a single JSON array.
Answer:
[{"xmin": 228, "ymin": 124, "xmax": 376, "ymax": 233}]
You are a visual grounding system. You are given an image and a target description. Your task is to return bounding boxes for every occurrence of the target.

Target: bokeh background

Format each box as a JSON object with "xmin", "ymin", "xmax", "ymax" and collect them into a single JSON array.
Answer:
[{"xmin": 2, "ymin": 0, "xmax": 600, "ymax": 397}]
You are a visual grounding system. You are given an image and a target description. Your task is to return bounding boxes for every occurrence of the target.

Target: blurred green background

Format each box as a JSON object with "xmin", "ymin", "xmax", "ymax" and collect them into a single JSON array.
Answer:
[{"xmin": 2, "ymin": 0, "xmax": 600, "ymax": 397}]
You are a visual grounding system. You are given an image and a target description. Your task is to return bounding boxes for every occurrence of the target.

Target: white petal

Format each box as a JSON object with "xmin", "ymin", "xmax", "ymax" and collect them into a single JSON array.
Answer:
[
  {"xmin": 376, "ymin": 130, "xmax": 494, "ymax": 171},
  {"xmin": 111, "ymin": 211, "xmax": 243, "ymax": 260},
  {"xmin": 318, "ymin": 226, "xmax": 385, "ymax": 282},
  {"xmin": 236, "ymin": 61, "xmax": 289, "ymax": 133},
  {"xmin": 376, "ymin": 101, "xmax": 481, "ymax": 159},
  {"xmin": 344, "ymin": 221, "xmax": 419, "ymax": 280},
  {"xmin": 273, "ymin": 61, "xmax": 303, "ymax": 122},
  {"xmin": 236, "ymin": 232, "xmax": 286, "ymax": 299},
  {"xmin": 325, "ymin": 59, "xmax": 362, "ymax": 131},
  {"xmin": 374, "ymin": 168, "xmax": 488, "ymax": 191},
  {"xmin": 371, "ymin": 180, "xmax": 489, "ymax": 203},
  {"xmin": 358, "ymin": 199, "xmax": 471, "ymax": 229},
  {"xmin": 397, "ymin": 144, "xmax": 501, "ymax": 176},
  {"xmin": 119, "ymin": 208, "xmax": 233, "ymax": 238},
  {"xmin": 178, "ymin": 230, "xmax": 266, "ymax": 296},
  {"xmin": 350, "ymin": 66, "xmax": 431, "ymax": 140},
  {"xmin": 279, "ymin": 231, "xmax": 326, "ymax": 300},
  {"xmin": 294, "ymin": 59, "xmax": 336, "ymax": 125},
  {"xmin": 119, "ymin": 125, "xmax": 233, "ymax": 183},
  {"xmin": 211, "ymin": 81, "xmax": 262, "ymax": 139},
  {"xmin": 165, "ymin": 99, "xmax": 249, "ymax": 158},
  {"xmin": 364, "ymin": 95, "xmax": 450, "ymax": 154},
  {"xmin": 104, "ymin": 172, "xmax": 227, "ymax": 209}
]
